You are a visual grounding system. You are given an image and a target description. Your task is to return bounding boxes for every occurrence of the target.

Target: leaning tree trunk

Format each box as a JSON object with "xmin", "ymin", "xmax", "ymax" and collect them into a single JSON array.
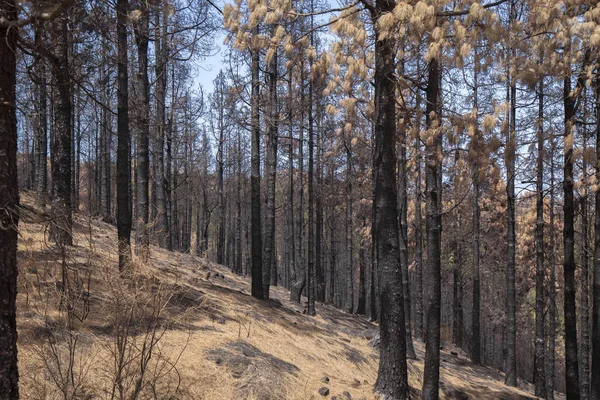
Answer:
[
  {"xmin": 116, "ymin": 0, "xmax": 132, "ymax": 272},
  {"xmin": 0, "ymin": 1, "xmax": 20, "ymax": 396},
  {"xmin": 372, "ymin": 0, "xmax": 409, "ymax": 397}
]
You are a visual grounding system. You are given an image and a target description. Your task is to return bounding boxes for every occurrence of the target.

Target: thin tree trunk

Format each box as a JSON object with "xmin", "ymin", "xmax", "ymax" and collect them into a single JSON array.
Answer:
[
  {"xmin": 398, "ymin": 117, "xmax": 416, "ymax": 359},
  {"xmin": 154, "ymin": 2, "xmax": 170, "ymax": 249},
  {"xmin": 534, "ymin": 78, "xmax": 546, "ymax": 398},
  {"xmin": 547, "ymin": 126, "xmax": 557, "ymax": 400},
  {"xmin": 264, "ymin": 42, "xmax": 278, "ymax": 296},
  {"xmin": 471, "ymin": 45, "xmax": 481, "ymax": 365},
  {"xmin": 290, "ymin": 65, "xmax": 306, "ymax": 303},
  {"xmin": 591, "ymin": 74, "xmax": 600, "ymax": 400},
  {"xmin": 505, "ymin": 68, "xmax": 517, "ymax": 388},
  {"xmin": 134, "ymin": 2, "xmax": 150, "ymax": 261},
  {"xmin": 414, "ymin": 113, "xmax": 424, "ymax": 340},
  {"xmin": 250, "ymin": 26, "xmax": 264, "ymax": 300},
  {"xmin": 50, "ymin": 11, "xmax": 73, "ymax": 247},
  {"xmin": 422, "ymin": 56, "xmax": 442, "ymax": 400},
  {"xmin": 116, "ymin": 0, "xmax": 132, "ymax": 272},
  {"xmin": 564, "ymin": 73, "xmax": 581, "ymax": 400},
  {"xmin": 344, "ymin": 143, "xmax": 353, "ymax": 314},
  {"xmin": 35, "ymin": 29, "xmax": 48, "ymax": 205}
]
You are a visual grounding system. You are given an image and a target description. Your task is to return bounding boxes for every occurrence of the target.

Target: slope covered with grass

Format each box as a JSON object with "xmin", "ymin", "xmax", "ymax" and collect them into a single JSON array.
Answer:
[{"xmin": 15, "ymin": 191, "xmax": 558, "ymax": 399}]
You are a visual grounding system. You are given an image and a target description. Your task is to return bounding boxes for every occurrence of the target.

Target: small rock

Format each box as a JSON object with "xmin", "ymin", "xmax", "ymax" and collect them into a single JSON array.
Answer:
[
  {"xmin": 368, "ymin": 331, "xmax": 380, "ymax": 348},
  {"xmin": 320, "ymin": 376, "xmax": 330, "ymax": 384},
  {"xmin": 350, "ymin": 379, "xmax": 360, "ymax": 388},
  {"xmin": 331, "ymin": 397, "xmax": 338, "ymax": 400},
  {"xmin": 343, "ymin": 391, "xmax": 352, "ymax": 399},
  {"xmin": 318, "ymin": 387, "xmax": 330, "ymax": 396}
]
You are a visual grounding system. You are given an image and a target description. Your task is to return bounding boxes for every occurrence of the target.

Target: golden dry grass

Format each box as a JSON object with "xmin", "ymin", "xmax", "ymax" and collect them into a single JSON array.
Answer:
[{"xmin": 15, "ymin": 191, "xmax": 561, "ymax": 400}]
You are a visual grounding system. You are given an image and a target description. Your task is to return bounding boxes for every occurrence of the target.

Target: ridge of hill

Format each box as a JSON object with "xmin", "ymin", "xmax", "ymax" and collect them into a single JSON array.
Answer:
[{"xmin": 15, "ymin": 191, "xmax": 559, "ymax": 399}]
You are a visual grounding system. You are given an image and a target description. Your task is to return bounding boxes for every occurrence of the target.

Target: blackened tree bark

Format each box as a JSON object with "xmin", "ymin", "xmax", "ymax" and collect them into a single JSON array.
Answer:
[
  {"xmin": 414, "ymin": 114, "xmax": 424, "ymax": 340},
  {"xmin": 580, "ymin": 91, "xmax": 590, "ymax": 400},
  {"xmin": 250, "ymin": 26, "xmax": 264, "ymax": 300},
  {"xmin": 116, "ymin": 0, "xmax": 132, "ymax": 271},
  {"xmin": 287, "ymin": 70, "xmax": 297, "ymax": 299},
  {"xmin": 49, "ymin": 11, "xmax": 73, "ymax": 246},
  {"xmin": 504, "ymin": 71, "xmax": 517, "ymax": 388},
  {"xmin": 422, "ymin": 56, "xmax": 442, "ymax": 400},
  {"xmin": 307, "ymin": 49, "xmax": 316, "ymax": 315},
  {"xmin": 547, "ymin": 128, "xmax": 557, "ymax": 400},
  {"xmin": 35, "ymin": 27, "xmax": 48, "ymax": 205},
  {"xmin": 398, "ymin": 118, "xmax": 416, "ymax": 359},
  {"xmin": 591, "ymin": 74, "xmax": 600, "ymax": 400},
  {"xmin": 264, "ymin": 43, "xmax": 278, "ymax": 298},
  {"xmin": 344, "ymin": 142, "xmax": 353, "ymax": 314},
  {"xmin": 534, "ymin": 78, "xmax": 546, "ymax": 398},
  {"xmin": 371, "ymin": 0, "xmax": 409, "ymax": 397},
  {"xmin": 471, "ymin": 47, "xmax": 481, "ymax": 365},
  {"xmin": 100, "ymin": 39, "xmax": 111, "ymax": 220},
  {"xmin": 564, "ymin": 73, "xmax": 581, "ymax": 400},
  {"xmin": 215, "ymin": 74, "xmax": 226, "ymax": 265},
  {"xmin": 290, "ymin": 65, "xmax": 306, "ymax": 303},
  {"xmin": 134, "ymin": 1, "xmax": 150, "ymax": 261},
  {"xmin": 154, "ymin": 2, "xmax": 170, "ymax": 250},
  {"xmin": 0, "ymin": 1, "xmax": 20, "ymax": 395}
]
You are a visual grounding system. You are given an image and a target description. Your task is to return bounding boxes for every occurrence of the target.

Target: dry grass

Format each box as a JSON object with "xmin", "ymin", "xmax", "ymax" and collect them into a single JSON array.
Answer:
[{"xmin": 15, "ymin": 191, "xmax": 561, "ymax": 400}]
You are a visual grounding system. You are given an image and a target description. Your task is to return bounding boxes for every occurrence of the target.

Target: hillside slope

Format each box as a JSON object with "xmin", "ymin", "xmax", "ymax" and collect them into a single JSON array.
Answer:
[{"xmin": 15, "ymin": 192, "xmax": 557, "ymax": 400}]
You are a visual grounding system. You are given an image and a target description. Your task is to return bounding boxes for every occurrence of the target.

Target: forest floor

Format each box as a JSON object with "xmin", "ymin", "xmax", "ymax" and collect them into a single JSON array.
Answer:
[{"xmin": 15, "ymin": 191, "xmax": 561, "ymax": 400}]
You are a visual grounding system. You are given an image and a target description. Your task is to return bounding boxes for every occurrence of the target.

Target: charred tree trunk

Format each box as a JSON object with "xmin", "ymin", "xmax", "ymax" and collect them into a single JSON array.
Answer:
[
  {"xmin": 264, "ymin": 43, "xmax": 278, "ymax": 297},
  {"xmin": 0, "ymin": 1, "xmax": 20, "ymax": 395},
  {"xmin": 534, "ymin": 79, "xmax": 546, "ymax": 398},
  {"xmin": 372, "ymin": 0, "xmax": 409, "ymax": 397},
  {"xmin": 154, "ymin": 2, "xmax": 170, "ymax": 250},
  {"xmin": 504, "ymin": 70, "xmax": 517, "ymax": 388},
  {"xmin": 547, "ymin": 126, "xmax": 557, "ymax": 400},
  {"xmin": 290, "ymin": 65, "xmax": 306, "ymax": 303},
  {"xmin": 591, "ymin": 74, "xmax": 600, "ymax": 400},
  {"xmin": 35, "ymin": 28, "xmax": 48, "ymax": 205},
  {"xmin": 134, "ymin": 2, "xmax": 150, "ymax": 261},
  {"xmin": 564, "ymin": 74, "xmax": 581, "ymax": 400},
  {"xmin": 422, "ymin": 56, "xmax": 442, "ymax": 400},
  {"xmin": 398, "ymin": 118, "xmax": 416, "ymax": 359},
  {"xmin": 116, "ymin": 0, "xmax": 132, "ymax": 272},
  {"xmin": 49, "ymin": 12, "xmax": 73, "ymax": 247},
  {"xmin": 250, "ymin": 27, "xmax": 264, "ymax": 300},
  {"xmin": 344, "ymin": 143, "xmax": 353, "ymax": 314}
]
